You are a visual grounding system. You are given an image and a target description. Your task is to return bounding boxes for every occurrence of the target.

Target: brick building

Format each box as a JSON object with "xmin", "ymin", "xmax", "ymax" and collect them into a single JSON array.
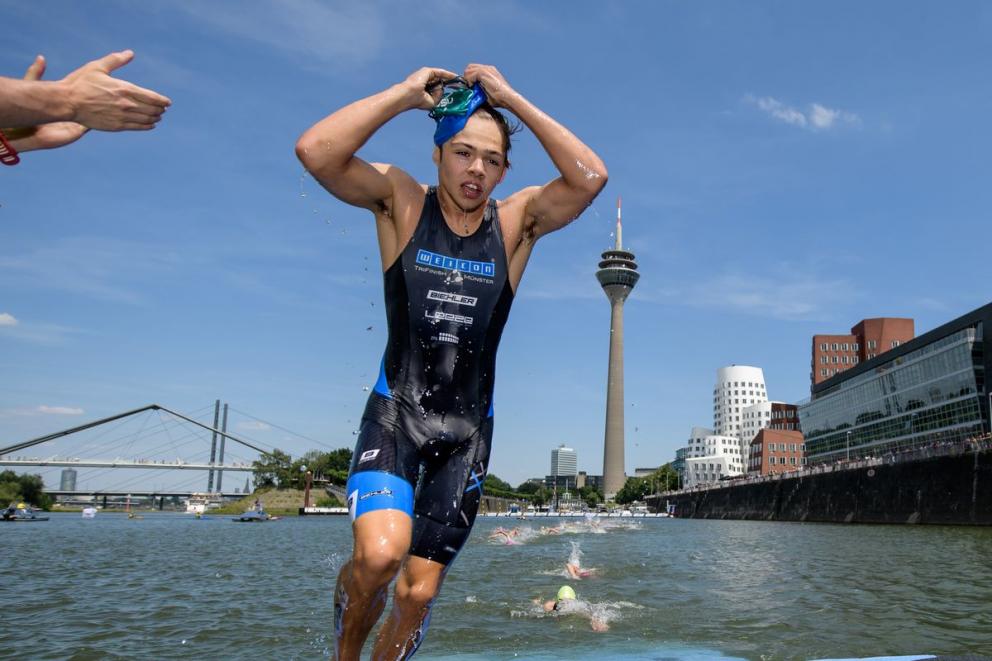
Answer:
[
  {"xmin": 769, "ymin": 402, "xmax": 800, "ymax": 432},
  {"xmin": 748, "ymin": 429, "xmax": 805, "ymax": 475},
  {"xmin": 811, "ymin": 317, "xmax": 914, "ymax": 389}
]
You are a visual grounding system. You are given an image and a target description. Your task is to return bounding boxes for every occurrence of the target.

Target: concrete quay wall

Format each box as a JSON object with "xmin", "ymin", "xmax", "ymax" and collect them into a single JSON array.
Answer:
[{"xmin": 660, "ymin": 449, "xmax": 992, "ymax": 525}]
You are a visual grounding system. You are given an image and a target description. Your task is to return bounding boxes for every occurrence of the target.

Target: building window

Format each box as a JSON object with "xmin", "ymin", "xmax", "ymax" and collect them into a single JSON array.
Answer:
[
  {"xmin": 831, "ymin": 343, "xmax": 839, "ymax": 350},
  {"xmin": 820, "ymin": 369, "xmax": 828, "ymax": 376},
  {"xmin": 820, "ymin": 356, "xmax": 828, "ymax": 364},
  {"xmin": 842, "ymin": 343, "xmax": 849, "ymax": 350},
  {"xmin": 868, "ymin": 340, "xmax": 877, "ymax": 349},
  {"xmin": 832, "ymin": 356, "xmax": 839, "ymax": 363},
  {"xmin": 854, "ymin": 356, "xmax": 859, "ymax": 364},
  {"xmin": 842, "ymin": 356, "xmax": 849, "ymax": 364},
  {"xmin": 819, "ymin": 343, "xmax": 827, "ymax": 351},
  {"xmin": 853, "ymin": 343, "xmax": 859, "ymax": 351},
  {"xmin": 891, "ymin": 340, "xmax": 900, "ymax": 348}
]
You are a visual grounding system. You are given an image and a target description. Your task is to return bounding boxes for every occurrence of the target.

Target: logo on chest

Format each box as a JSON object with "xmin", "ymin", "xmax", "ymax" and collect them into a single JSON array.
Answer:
[
  {"xmin": 427, "ymin": 290, "xmax": 478, "ymax": 307},
  {"xmin": 415, "ymin": 249, "xmax": 495, "ymax": 278}
]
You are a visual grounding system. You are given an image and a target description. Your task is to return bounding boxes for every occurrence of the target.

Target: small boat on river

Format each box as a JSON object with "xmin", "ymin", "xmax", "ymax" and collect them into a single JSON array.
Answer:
[
  {"xmin": 232, "ymin": 509, "xmax": 279, "ymax": 522},
  {"xmin": 1, "ymin": 504, "xmax": 49, "ymax": 522}
]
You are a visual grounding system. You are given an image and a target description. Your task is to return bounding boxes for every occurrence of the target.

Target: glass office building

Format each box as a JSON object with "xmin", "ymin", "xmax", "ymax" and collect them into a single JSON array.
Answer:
[{"xmin": 799, "ymin": 303, "xmax": 990, "ymax": 463}]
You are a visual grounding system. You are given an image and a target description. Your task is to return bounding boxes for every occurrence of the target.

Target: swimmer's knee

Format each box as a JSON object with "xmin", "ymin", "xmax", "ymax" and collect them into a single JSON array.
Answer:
[
  {"xmin": 351, "ymin": 543, "xmax": 406, "ymax": 586},
  {"xmin": 394, "ymin": 575, "xmax": 442, "ymax": 610}
]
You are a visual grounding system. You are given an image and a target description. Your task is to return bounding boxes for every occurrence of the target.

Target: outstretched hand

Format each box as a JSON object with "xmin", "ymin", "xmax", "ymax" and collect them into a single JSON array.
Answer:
[
  {"xmin": 2, "ymin": 55, "xmax": 88, "ymax": 152},
  {"xmin": 463, "ymin": 64, "xmax": 516, "ymax": 108},
  {"xmin": 403, "ymin": 67, "xmax": 459, "ymax": 111},
  {"xmin": 62, "ymin": 50, "xmax": 171, "ymax": 131}
]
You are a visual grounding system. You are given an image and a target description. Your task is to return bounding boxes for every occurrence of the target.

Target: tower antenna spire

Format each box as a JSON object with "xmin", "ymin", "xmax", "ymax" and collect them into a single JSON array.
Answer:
[{"xmin": 616, "ymin": 196, "xmax": 622, "ymax": 250}]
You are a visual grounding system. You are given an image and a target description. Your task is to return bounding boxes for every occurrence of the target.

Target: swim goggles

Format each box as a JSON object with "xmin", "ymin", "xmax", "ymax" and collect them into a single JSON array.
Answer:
[{"xmin": 427, "ymin": 77, "xmax": 488, "ymax": 146}]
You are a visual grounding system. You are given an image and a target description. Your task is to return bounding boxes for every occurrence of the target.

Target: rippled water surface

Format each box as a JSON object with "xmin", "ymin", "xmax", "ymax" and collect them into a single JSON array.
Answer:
[{"xmin": 3, "ymin": 513, "xmax": 991, "ymax": 660}]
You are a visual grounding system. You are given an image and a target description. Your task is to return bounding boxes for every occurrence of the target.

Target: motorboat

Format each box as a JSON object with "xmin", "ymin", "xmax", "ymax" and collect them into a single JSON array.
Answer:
[
  {"xmin": 1, "ymin": 504, "xmax": 49, "ymax": 522},
  {"xmin": 81, "ymin": 506, "xmax": 97, "ymax": 519},
  {"xmin": 232, "ymin": 509, "xmax": 279, "ymax": 522}
]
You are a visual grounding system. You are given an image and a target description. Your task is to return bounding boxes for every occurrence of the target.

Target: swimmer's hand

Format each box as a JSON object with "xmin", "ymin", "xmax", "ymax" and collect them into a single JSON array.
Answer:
[
  {"xmin": 463, "ymin": 64, "xmax": 516, "ymax": 108},
  {"xmin": 62, "ymin": 50, "xmax": 172, "ymax": 131},
  {"xmin": 403, "ymin": 67, "xmax": 459, "ymax": 111},
  {"xmin": 3, "ymin": 55, "xmax": 88, "ymax": 152}
]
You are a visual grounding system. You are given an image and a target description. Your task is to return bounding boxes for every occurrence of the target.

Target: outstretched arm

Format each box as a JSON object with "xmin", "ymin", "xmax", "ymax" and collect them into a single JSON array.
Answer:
[
  {"xmin": 463, "ymin": 64, "xmax": 608, "ymax": 238},
  {"xmin": 0, "ymin": 51, "xmax": 170, "ymax": 130},
  {"xmin": 295, "ymin": 67, "xmax": 456, "ymax": 212}
]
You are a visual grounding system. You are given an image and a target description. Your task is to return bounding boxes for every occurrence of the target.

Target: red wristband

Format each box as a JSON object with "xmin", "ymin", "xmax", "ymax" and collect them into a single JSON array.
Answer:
[{"xmin": 0, "ymin": 129, "xmax": 20, "ymax": 165}]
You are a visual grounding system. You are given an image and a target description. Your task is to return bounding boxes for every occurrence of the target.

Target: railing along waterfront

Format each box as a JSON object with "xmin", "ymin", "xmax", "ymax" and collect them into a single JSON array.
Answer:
[{"xmin": 658, "ymin": 433, "xmax": 992, "ymax": 497}]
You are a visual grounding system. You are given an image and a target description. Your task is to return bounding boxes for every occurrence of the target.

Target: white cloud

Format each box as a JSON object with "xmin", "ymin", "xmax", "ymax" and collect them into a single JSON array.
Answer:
[
  {"xmin": 650, "ymin": 270, "xmax": 857, "ymax": 322},
  {"xmin": 0, "ymin": 312, "xmax": 17, "ymax": 326},
  {"xmin": 237, "ymin": 420, "xmax": 272, "ymax": 432},
  {"xmin": 746, "ymin": 95, "xmax": 861, "ymax": 132},
  {"xmin": 36, "ymin": 405, "xmax": 85, "ymax": 415},
  {"xmin": 0, "ymin": 405, "xmax": 85, "ymax": 417}
]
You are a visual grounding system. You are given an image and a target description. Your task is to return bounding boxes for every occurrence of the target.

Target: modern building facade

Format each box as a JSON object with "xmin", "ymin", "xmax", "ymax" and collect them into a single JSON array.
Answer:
[
  {"xmin": 550, "ymin": 444, "xmax": 578, "ymax": 478},
  {"xmin": 799, "ymin": 303, "xmax": 991, "ymax": 464},
  {"xmin": 811, "ymin": 317, "xmax": 914, "ymax": 388},
  {"xmin": 748, "ymin": 429, "xmax": 805, "ymax": 475},
  {"xmin": 713, "ymin": 366, "xmax": 769, "ymax": 438},
  {"xmin": 769, "ymin": 403, "xmax": 800, "ymax": 431},
  {"xmin": 59, "ymin": 468, "xmax": 77, "ymax": 491},
  {"xmin": 596, "ymin": 198, "xmax": 639, "ymax": 500}
]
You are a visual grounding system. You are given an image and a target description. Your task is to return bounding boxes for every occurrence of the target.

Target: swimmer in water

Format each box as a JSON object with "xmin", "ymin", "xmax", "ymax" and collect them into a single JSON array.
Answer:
[
  {"xmin": 296, "ymin": 64, "xmax": 607, "ymax": 660},
  {"xmin": 566, "ymin": 562, "xmax": 597, "ymax": 579},
  {"xmin": 538, "ymin": 585, "xmax": 608, "ymax": 632}
]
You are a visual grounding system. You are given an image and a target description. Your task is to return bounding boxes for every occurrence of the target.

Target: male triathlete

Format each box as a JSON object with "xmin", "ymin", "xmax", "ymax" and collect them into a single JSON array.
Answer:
[{"xmin": 296, "ymin": 63, "xmax": 607, "ymax": 659}]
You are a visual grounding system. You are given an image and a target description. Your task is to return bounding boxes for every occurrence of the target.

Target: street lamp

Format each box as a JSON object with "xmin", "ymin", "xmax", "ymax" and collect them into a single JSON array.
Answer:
[
  {"xmin": 846, "ymin": 430, "xmax": 851, "ymax": 461},
  {"xmin": 300, "ymin": 465, "xmax": 313, "ymax": 509}
]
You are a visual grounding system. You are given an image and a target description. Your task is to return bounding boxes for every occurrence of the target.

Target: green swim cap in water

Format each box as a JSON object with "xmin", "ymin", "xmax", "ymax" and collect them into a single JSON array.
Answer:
[{"xmin": 556, "ymin": 585, "xmax": 576, "ymax": 601}]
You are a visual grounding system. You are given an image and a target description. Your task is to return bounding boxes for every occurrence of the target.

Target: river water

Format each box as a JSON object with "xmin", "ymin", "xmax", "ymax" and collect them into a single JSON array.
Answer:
[{"xmin": 2, "ymin": 513, "xmax": 991, "ymax": 660}]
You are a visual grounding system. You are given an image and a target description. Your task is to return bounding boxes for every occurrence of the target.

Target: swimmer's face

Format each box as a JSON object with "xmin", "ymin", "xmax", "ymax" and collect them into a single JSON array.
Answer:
[{"xmin": 434, "ymin": 113, "xmax": 507, "ymax": 212}]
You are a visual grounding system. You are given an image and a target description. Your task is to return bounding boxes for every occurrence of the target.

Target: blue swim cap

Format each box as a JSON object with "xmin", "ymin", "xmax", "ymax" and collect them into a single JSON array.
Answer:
[{"xmin": 432, "ymin": 83, "xmax": 488, "ymax": 147}]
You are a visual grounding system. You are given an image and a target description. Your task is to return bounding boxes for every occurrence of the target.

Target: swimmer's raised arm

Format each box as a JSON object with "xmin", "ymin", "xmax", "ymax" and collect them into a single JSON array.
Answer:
[
  {"xmin": 295, "ymin": 67, "xmax": 456, "ymax": 212},
  {"xmin": 462, "ymin": 64, "xmax": 607, "ymax": 240}
]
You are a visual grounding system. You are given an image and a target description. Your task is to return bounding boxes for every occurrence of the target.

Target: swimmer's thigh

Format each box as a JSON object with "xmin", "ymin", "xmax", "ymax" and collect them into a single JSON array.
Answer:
[
  {"xmin": 409, "ymin": 421, "xmax": 493, "ymax": 566},
  {"xmin": 346, "ymin": 417, "xmax": 421, "ymax": 554}
]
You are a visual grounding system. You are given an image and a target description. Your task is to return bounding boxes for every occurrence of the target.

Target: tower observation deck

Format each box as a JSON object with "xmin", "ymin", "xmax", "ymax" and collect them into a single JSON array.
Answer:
[{"xmin": 596, "ymin": 197, "xmax": 639, "ymax": 500}]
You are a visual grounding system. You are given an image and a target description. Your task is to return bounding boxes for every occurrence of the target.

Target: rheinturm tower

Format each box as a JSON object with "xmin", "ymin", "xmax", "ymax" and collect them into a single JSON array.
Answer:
[{"xmin": 596, "ymin": 197, "xmax": 639, "ymax": 501}]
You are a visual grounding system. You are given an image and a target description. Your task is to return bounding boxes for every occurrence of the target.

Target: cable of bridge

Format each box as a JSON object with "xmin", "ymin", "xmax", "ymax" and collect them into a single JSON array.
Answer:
[{"xmin": 226, "ymin": 405, "xmax": 339, "ymax": 451}]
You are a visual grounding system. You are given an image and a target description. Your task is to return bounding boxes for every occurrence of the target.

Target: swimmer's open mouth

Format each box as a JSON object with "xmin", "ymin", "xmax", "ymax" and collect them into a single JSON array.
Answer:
[{"xmin": 462, "ymin": 183, "xmax": 483, "ymax": 198}]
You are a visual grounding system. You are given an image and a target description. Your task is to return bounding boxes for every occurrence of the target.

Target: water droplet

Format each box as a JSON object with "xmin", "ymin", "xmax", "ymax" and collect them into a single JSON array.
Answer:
[{"xmin": 362, "ymin": 386, "xmax": 370, "ymax": 392}]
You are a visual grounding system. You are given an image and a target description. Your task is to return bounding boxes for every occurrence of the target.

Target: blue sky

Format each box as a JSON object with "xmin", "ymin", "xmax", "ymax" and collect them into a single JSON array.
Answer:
[{"xmin": 2, "ymin": 1, "xmax": 991, "ymax": 489}]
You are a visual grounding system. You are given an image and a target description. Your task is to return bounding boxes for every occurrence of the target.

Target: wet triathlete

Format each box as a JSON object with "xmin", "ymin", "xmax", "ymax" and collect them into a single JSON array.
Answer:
[{"xmin": 296, "ymin": 63, "xmax": 607, "ymax": 660}]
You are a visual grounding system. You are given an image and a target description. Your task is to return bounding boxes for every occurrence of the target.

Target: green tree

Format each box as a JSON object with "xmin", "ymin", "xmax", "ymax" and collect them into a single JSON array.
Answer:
[
  {"xmin": 644, "ymin": 463, "xmax": 680, "ymax": 494},
  {"xmin": 531, "ymin": 486, "xmax": 552, "ymax": 507},
  {"xmin": 578, "ymin": 485, "xmax": 602, "ymax": 508},
  {"xmin": 485, "ymin": 474, "xmax": 513, "ymax": 492},
  {"xmin": 0, "ymin": 470, "xmax": 53, "ymax": 509},
  {"xmin": 252, "ymin": 449, "xmax": 293, "ymax": 489},
  {"xmin": 515, "ymin": 479, "xmax": 542, "ymax": 495},
  {"xmin": 614, "ymin": 476, "xmax": 650, "ymax": 504}
]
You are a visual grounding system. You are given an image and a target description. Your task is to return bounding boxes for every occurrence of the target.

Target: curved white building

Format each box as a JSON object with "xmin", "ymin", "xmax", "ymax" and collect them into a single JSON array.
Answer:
[
  {"xmin": 713, "ymin": 366, "xmax": 767, "ymax": 438},
  {"xmin": 682, "ymin": 366, "xmax": 769, "ymax": 487}
]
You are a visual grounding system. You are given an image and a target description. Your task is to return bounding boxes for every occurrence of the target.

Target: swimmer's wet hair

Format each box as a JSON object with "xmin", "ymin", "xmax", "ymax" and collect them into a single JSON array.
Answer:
[{"xmin": 470, "ymin": 102, "xmax": 522, "ymax": 165}]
